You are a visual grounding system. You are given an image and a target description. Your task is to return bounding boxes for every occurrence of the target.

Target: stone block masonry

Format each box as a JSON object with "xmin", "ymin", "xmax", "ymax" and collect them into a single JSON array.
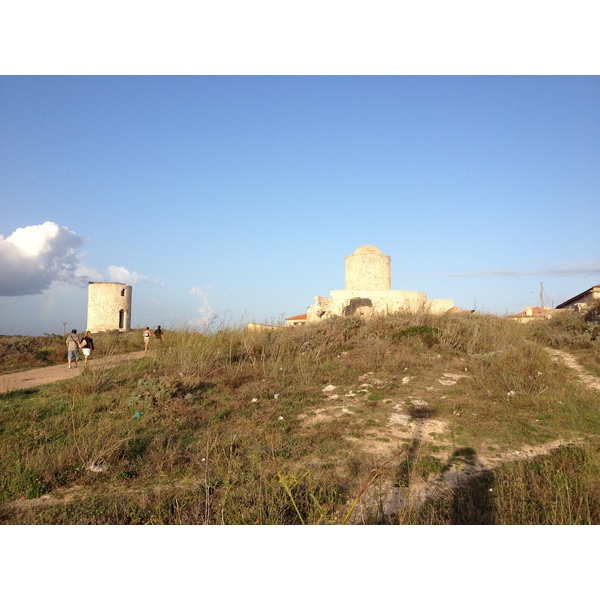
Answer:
[
  {"xmin": 87, "ymin": 282, "xmax": 132, "ymax": 333},
  {"xmin": 345, "ymin": 244, "xmax": 391, "ymax": 290}
]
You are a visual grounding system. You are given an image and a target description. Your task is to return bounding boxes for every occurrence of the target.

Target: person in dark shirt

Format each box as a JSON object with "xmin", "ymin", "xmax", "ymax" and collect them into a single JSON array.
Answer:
[{"xmin": 80, "ymin": 331, "xmax": 95, "ymax": 365}]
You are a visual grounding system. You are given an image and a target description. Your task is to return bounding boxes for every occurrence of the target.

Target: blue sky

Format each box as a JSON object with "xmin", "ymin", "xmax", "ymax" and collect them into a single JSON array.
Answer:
[{"xmin": 1, "ymin": 76, "xmax": 599, "ymax": 335}]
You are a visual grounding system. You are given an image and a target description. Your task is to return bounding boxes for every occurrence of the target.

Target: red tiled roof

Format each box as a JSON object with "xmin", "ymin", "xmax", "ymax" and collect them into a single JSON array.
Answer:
[
  {"xmin": 285, "ymin": 313, "xmax": 307, "ymax": 321},
  {"xmin": 515, "ymin": 306, "xmax": 545, "ymax": 316}
]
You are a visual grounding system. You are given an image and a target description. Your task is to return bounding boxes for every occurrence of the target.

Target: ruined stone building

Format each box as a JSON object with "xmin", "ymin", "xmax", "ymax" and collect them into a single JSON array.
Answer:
[
  {"xmin": 307, "ymin": 245, "xmax": 454, "ymax": 322},
  {"xmin": 86, "ymin": 281, "xmax": 132, "ymax": 333}
]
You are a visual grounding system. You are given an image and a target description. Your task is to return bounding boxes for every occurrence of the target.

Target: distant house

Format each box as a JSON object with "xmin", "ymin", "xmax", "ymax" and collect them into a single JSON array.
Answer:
[
  {"xmin": 510, "ymin": 305, "xmax": 556, "ymax": 323},
  {"xmin": 285, "ymin": 313, "xmax": 307, "ymax": 326},
  {"xmin": 514, "ymin": 306, "xmax": 548, "ymax": 317},
  {"xmin": 556, "ymin": 285, "xmax": 600, "ymax": 311}
]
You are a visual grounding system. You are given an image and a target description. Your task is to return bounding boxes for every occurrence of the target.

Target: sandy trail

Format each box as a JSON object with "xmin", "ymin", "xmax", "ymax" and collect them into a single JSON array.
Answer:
[
  {"xmin": 546, "ymin": 348, "xmax": 600, "ymax": 391},
  {"xmin": 0, "ymin": 351, "xmax": 148, "ymax": 393}
]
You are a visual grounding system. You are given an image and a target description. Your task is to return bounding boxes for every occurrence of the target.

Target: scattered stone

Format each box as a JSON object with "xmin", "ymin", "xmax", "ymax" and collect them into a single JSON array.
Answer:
[
  {"xmin": 322, "ymin": 384, "xmax": 337, "ymax": 393},
  {"xmin": 89, "ymin": 463, "xmax": 108, "ymax": 473},
  {"xmin": 438, "ymin": 372, "xmax": 469, "ymax": 386},
  {"xmin": 389, "ymin": 413, "xmax": 411, "ymax": 426},
  {"xmin": 411, "ymin": 399, "xmax": 428, "ymax": 406}
]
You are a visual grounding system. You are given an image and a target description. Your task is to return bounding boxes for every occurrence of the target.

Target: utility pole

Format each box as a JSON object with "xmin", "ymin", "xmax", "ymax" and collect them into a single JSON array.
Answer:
[{"xmin": 63, "ymin": 322, "xmax": 67, "ymax": 336}]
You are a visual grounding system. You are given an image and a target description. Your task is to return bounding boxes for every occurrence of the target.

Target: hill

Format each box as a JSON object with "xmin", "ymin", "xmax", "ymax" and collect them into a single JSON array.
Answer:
[{"xmin": 0, "ymin": 310, "xmax": 599, "ymax": 524}]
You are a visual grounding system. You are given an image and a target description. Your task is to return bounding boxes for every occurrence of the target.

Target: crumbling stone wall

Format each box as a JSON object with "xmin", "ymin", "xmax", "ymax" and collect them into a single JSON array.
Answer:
[{"xmin": 307, "ymin": 296, "xmax": 333, "ymax": 321}]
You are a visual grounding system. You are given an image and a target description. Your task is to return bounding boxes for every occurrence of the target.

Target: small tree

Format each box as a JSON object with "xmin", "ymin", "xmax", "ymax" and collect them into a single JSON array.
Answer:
[{"xmin": 584, "ymin": 299, "xmax": 600, "ymax": 323}]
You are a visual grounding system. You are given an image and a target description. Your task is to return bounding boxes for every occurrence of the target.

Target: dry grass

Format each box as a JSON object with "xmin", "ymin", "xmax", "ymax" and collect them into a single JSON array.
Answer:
[
  {"xmin": 0, "ymin": 311, "xmax": 599, "ymax": 524},
  {"xmin": 0, "ymin": 330, "xmax": 143, "ymax": 375}
]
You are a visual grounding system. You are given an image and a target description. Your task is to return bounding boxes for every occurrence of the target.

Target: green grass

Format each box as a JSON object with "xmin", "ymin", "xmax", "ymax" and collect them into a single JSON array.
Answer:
[
  {"xmin": 1, "ymin": 312, "xmax": 599, "ymax": 524},
  {"xmin": 0, "ymin": 330, "xmax": 144, "ymax": 374}
]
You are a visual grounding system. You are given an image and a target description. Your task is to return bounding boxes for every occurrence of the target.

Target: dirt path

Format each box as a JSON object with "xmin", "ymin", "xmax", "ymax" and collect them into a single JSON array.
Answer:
[
  {"xmin": 546, "ymin": 348, "xmax": 600, "ymax": 391},
  {"xmin": 0, "ymin": 351, "xmax": 148, "ymax": 394}
]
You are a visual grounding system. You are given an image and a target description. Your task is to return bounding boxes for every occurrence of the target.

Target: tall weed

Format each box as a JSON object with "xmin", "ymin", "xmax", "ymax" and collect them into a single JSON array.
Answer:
[{"xmin": 1, "ymin": 313, "xmax": 599, "ymax": 524}]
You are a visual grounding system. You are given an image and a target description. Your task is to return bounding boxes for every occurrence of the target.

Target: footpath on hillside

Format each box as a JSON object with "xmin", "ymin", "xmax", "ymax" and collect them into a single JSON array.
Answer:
[
  {"xmin": 0, "ymin": 351, "xmax": 148, "ymax": 394},
  {"xmin": 2, "ymin": 347, "xmax": 599, "ymax": 396},
  {"xmin": 546, "ymin": 348, "xmax": 600, "ymax": 392}
]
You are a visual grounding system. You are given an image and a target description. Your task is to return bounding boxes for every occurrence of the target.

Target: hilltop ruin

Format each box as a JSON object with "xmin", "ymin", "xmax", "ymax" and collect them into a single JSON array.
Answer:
[{"xmin": 307, "ymin": 245, "xmax": 454, "ymax": 322}]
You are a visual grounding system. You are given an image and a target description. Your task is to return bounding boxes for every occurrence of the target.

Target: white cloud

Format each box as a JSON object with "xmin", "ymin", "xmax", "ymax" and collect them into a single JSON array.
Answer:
[
  {"xmin": 75, "ymin": 261, "xmax": 104, "ymax": 281},
  {"xmin": 189, "ymin": 286, "xmax": 215, "ymax": 325},
  {"xmin": 107, "ymin": 265, "xmax": 148, "ymax": 285},
  {"xmin": 0, "ymin": 221, "xmax": 91, "ymax": 296}
]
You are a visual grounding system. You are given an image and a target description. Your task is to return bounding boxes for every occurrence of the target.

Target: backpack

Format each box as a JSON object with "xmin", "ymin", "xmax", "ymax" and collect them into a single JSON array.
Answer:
[{"xmin": 154, "ymin": 329, "xmax": 161, "ymax": 339}]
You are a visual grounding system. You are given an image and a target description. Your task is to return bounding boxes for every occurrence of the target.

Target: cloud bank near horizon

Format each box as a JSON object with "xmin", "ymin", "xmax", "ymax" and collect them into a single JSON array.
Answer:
[
  {"xmin": 441, "ymin": 261, "xmax": 600, "ymax": 279},
  {"xmin": 0, "ymin": 222, "xmax": 147, "ymax": 297}
]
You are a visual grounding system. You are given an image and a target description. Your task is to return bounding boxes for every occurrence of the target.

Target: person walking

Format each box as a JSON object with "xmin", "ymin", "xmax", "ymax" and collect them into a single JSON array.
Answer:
[
  {"xmin": 66, "ymin": 329, "xmax": 80, "ymax": 369},
  {"xmin": 154, "ymin": 326, "xmax": 164, "ymax": 342},
  {"xmin": 80, "ymin": 331, "xmax": 95, "ymax": 365},
  {"xmin": 143, "ymin": 327, "xmax": 151, "ymax": 351}
]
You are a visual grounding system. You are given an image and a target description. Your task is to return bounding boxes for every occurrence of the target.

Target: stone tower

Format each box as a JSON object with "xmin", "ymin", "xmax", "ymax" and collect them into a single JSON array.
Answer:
[
  {"xmin": 345, "ymin": 244, "xmax": 391, "ymax": 290},
  {"xmin": 86, "ymin": 282, "xmax": 132, "ymax": 333},
  {"xmin": 307, "ymin": 244, "xmax": 455, "ymax": 322}
]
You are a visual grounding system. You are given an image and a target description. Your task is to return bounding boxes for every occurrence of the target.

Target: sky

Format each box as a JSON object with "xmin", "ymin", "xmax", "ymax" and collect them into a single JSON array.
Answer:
[
  {"xmin": 0, "ymin": 3, "xmax": 599, "ymax": 336},
  {"xmin": 1, "ymin": 75, "xmax": 599, "ymax": 335}
]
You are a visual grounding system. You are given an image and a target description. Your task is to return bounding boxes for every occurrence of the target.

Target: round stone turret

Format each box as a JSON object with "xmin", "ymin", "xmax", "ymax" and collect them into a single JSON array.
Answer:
[
  {"xmin": 345, "ymin": 245, "xmax": 391, "ymax": 290},
  {"xmin": 86, "ymin": 282, "xmax": 132, "ymax": 333}
]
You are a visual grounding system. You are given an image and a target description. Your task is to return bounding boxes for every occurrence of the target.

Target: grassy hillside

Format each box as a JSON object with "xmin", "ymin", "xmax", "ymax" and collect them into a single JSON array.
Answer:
[{"xmin": 1, "ymin": 309, "xmax": 599, "ymax": 524}]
